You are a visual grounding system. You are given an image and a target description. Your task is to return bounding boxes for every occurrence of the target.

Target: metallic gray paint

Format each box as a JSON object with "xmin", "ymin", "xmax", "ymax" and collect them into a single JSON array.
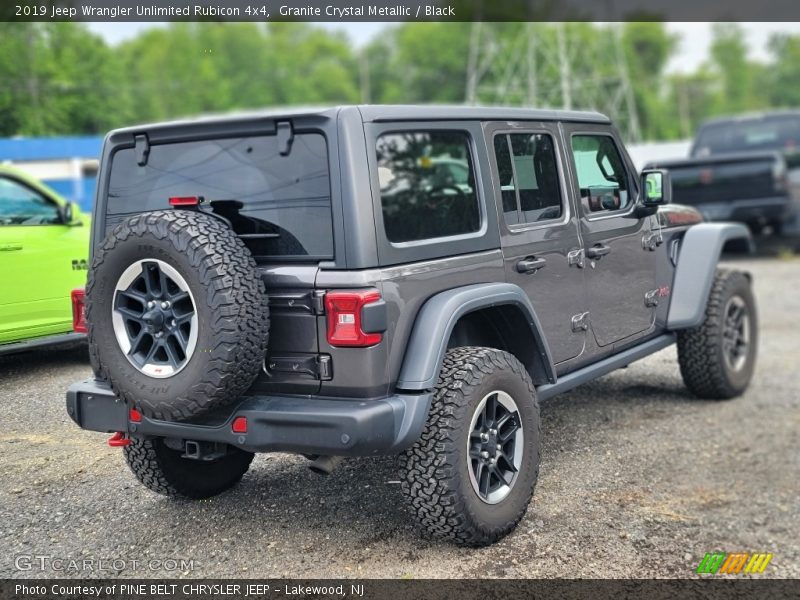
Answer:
[
  {"xmin": 483, "ymin": 120, "xmax": 588, "ymax": 364},
  {"xmin": 560, "ymin": 122, "xmax": 659, "ymax": 348},
  {"xmin": 396, "ymin": 282, "xmax": 556, "ymax": 391}
]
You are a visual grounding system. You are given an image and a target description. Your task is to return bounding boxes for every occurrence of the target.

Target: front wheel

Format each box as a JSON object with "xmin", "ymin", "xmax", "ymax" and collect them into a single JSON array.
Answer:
[
  {"xmin": 677, "ymin": 269, "xmax": 758, "ymax": 399},
  {"xmin": 399, "ymin": 347, "xmax": 541, "ymax": 547}
]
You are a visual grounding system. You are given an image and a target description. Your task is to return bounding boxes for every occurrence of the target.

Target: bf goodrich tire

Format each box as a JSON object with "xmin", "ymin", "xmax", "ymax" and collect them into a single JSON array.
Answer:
[
  {"xmin": 677, "ymin": 269, "xmax": 758, "ymax": 400},
  {"xmin": 400, "ymin": 346, "xmax": 541, "ymax": 547},
  {"xmin": 87, "ymin": 210, "xmax": 269, "ymax": 421},
  {"xmin": 124, "ymin": 438, "xmax": 254, "ymax": 499}
]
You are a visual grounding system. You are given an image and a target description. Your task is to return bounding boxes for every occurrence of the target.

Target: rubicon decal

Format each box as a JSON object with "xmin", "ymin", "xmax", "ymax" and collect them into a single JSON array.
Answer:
[{"xmin": 696, "ymin": 552, "xmax": 773, "ymax": 574}]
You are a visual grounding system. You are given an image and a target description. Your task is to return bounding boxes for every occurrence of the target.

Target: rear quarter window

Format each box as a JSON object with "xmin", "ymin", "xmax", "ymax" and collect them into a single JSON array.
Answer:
[
  {"xmin": 106, "ymin": 133, "xmax": 333, "ymax": 259},
  {"xmin": 376, "ymin": 130, "xmax": 480, "ymax": 243}
]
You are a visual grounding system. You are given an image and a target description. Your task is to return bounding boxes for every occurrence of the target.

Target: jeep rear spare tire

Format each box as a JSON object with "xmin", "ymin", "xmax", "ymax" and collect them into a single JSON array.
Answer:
[{"xmin": 86, "ymin": 210, "xmax": 269, "ymax": 421}]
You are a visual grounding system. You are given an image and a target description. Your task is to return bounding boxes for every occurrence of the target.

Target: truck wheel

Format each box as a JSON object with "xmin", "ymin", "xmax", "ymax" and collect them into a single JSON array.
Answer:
[
  {"xmin": 677, "ymin": 269, "xmax": 758, "ymax": 399},
  {"xmin": 399, "ymin": 347, "xmax": 540, "ymax": 547},
  {"xmin": 124, "ymin": 438, "xmax": 254, "ymax": 499},
  {"xmin": 86, "ymin": 210, "xmax": 269, "ymax": 421}
]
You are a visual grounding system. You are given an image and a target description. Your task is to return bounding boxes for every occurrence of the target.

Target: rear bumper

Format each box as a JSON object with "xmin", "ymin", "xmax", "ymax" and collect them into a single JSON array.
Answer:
[{"xmin": 65, "ymin": 379, "xmax": 432, "ymax": 456}]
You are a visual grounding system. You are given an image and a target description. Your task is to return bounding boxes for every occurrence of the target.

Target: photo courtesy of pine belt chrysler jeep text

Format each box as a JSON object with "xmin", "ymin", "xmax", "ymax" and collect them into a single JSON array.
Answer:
[{"xmin": 66, "ymin": 106, "xmax": 757, "ymax": 546}]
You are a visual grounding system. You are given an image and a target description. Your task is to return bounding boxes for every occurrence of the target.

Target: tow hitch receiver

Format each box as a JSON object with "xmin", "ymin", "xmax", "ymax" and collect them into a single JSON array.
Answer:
[
  {"xmin": 181, "ymin": 440, "xmax": 228, "ymax": 461},
  {"xmin": 107, "ymin": 432, "xmax": 131, "ymax": 447}
]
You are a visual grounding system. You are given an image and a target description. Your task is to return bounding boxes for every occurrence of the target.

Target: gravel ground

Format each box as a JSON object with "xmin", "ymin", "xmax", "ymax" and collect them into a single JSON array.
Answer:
[{"xmin": 1, "ymin": 257, "xmax": 797, "ymax": 580}]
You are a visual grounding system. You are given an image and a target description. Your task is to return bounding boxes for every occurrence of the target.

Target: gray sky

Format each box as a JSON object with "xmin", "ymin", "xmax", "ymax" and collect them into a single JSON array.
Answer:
[{"xmin": 86, "ymin": 22, "xmax": 800, "ymax": 74}]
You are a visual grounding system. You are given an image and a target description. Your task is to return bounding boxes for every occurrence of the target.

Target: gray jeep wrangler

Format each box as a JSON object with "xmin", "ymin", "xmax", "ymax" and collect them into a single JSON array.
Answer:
[{"xmin": 67, "ymin": 105, "xmax": 757, "ymax": 547}]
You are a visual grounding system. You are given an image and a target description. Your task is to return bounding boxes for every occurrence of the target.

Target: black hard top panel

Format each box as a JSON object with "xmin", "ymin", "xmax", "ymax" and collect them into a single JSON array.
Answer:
[
  {"xmin": 356, "ymin": 104, "xmax": 609, "ymax": 124},
  {"xmin": 106, "ymin": 104, "xmax": 609, "ymax": 137}
]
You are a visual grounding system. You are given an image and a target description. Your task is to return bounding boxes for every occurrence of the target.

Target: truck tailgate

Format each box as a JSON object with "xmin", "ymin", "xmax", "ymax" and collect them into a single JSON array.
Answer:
[{"xmin": 649, "ymin": 152, "xmax": 783, "ymax": 205}]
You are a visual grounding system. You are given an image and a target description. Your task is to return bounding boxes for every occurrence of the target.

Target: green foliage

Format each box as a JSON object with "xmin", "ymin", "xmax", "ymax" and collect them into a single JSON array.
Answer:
[
  {"xmin": 0, "ymin": 23, "xmax": 127, "ymax": 136},
  {"xmin": 764, "ymin": 33, "xmax": 800, "ymax": 108},
  {"xmin": 366, "ymin": 23, "xmax": 472, "ymax": 103},
  {"xmin": 0, "ymin": 22, "xmax": 799, "ymax": 141}
]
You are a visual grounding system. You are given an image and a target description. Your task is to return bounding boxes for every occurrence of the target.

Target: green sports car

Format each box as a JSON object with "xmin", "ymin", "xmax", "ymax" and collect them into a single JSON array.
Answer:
[{"xmin": 0, "ymin": 165, "xmax": 90, "ymax": 353}]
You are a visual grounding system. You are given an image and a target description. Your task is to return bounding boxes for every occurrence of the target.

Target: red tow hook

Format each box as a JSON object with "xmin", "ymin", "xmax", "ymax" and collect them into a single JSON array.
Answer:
[{"xmin": 107, "ymin": 432, "xmax": 131, "ymax": 447}]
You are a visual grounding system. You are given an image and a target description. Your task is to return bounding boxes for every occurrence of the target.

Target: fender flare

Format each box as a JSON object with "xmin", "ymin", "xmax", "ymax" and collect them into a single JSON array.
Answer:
[
  {"xmin": 667, "ymin": 223, "xmax": 752, "ymax": 329},
  {"xmin": 396, "ymin": 283, "xmax": 556, "ymax": 391}
]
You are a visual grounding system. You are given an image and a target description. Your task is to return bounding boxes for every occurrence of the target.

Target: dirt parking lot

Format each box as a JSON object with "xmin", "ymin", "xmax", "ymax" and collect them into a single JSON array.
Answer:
[{"xmin": 1, "ymin": 257, "xmax": 797, "ymax": 579}]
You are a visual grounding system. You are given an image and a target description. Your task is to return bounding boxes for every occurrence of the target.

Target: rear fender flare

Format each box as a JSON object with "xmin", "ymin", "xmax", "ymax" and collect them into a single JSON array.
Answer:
[{"xmin": 396, "ymin": 283, "xmax": 556, "ymax": 391}]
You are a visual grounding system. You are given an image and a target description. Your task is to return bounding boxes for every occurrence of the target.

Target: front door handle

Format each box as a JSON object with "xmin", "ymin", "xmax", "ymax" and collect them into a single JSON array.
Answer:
[
  {"xmin": 516, "ymin": 256, "xmax": 547, "ymax": 274},
  {"xmin": 0, "ymin": 243, "xmax": 23, "ymax": 252},
  {"xmin": 586, "ymin": 244, "xmax": 611, "ymax": 259}
]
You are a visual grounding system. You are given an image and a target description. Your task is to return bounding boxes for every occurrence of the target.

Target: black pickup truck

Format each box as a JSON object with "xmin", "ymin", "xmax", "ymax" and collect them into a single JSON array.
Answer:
[{"xmin": 647, "ymin": 111, "xmax": 800, "ymax": 244}]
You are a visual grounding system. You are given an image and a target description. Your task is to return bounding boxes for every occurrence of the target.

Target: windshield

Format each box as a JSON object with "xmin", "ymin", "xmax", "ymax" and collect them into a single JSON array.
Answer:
[
  {"xmin": 107, "ymin": 133, "xmax": 333, "ymax": 259},
  {"xmin": 693, "ymin": 116, "xmax": 800, "ymax": 157}
]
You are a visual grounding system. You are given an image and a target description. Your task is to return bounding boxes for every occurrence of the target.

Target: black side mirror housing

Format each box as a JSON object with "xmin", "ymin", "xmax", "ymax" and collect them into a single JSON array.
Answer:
[
  {"xmin": 59, "ymin": 203, "xmax": 72, "ymax": 224},
  {"xmin": 640, "ymin": 169, "xmax": 672, "ymax": 207},
  {"xmin": 60, "ymin": 202, "xmax": 82, "ymax": 225}
]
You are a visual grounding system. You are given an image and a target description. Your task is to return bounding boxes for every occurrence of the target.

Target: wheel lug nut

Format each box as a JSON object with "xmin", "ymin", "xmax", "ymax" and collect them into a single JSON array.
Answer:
[
  {"xmin": 171, "ymin": 319, "xmax": 176, "ymax": 326},
  {"xmin": 147, "ymin": 301, "xmax": 155, "ymax": 309},
  {"xmin": 490, "ymin": 429, "xmax": 497, "ymax": 435},
  {"xmin": 161, "ymin": 301, "xmax": 170, "ymax": 309},
  {"xmin": 155, "ymin": 331, "xmax": 162, "ymax": 338},
  {"xmin": 496, "ymin": 444, "xmax": 502, "ymax": 450},
  {"xmin": 489, "ymin": 458, "xmax": 496, "ymax": 465},
  {"xmin": 480, "ymin": 433, "xmax": 489, "ymax": 441},
  {"xmin": 480, "ymin": 451, "xmax": 490, "ymax": 459}
]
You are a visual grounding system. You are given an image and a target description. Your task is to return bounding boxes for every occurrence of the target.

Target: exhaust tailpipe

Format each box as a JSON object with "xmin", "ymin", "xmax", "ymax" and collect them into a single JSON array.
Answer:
[{"xmin": 308, "ymin": 455, "xmax": 344, "ymax": 475}]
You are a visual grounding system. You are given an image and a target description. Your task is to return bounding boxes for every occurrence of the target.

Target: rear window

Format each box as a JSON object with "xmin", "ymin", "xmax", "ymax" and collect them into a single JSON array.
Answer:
[
  {"xmin": 376, "ymin": 130, "xmax": 480, "ymax": 243},
  {"xmin": 107, "ymin": 133, "xmax": 333, "ymax": 259},
  {"xmin": 693, "ymin": 116, "xmax": 800, "ymax": 156}
]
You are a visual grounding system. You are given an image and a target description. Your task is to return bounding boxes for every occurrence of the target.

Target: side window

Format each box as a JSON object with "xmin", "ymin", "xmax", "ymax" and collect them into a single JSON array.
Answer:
[
  {"xmin": 376, "ymin": 130, "xmax": 480, "ymax": 243},
  {"xmin": 0, "ymin": 177, "xmax": 61, "ymax": 226},
  {"xmin": 571, "ymin": 135, "xmax": 631, "ymax": 214},
  {"xmin": 493, "ymin": 133, "xmax": 563, "ymax": 227}
]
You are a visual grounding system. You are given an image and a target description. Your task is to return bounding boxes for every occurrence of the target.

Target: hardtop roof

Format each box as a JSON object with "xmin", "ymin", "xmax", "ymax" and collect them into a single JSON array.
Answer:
[{"xmin": 108, "ymin": 104, "xmax": 610, "ymax": 136}]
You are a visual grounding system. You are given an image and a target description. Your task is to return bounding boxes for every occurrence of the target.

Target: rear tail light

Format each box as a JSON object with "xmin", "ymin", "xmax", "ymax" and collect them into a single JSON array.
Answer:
[
  {"xmin": 71, "ymin": 289, "xmax": 87, "ymax": 334},
  {"xmin": 324, "ymin": 289, "xmax": 383, "ymax": 347},
  {"xmin": 169, "ymin": 196, "xmax": 200, "ymax": 207}
]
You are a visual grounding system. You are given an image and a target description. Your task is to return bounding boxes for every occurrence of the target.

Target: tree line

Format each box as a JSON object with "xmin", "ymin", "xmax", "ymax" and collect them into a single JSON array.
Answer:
[{"xmin": 0, "ymin": 22, "xmax": 798, "ymax": 141}]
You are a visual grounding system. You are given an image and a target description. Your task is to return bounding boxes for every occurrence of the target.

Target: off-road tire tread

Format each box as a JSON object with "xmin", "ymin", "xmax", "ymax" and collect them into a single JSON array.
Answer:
[
  {"xmin": 123, "ymin": 438, "xmax": 254, "ymax": 499},
  {"xmin": 86, "ymin": 210, "xmax": 269, "ymax": 421},
  {"xmin": 677, "ymin": 269, "xmax": 754, "ymax": 400},
  {"xmin": 399, "ymin": 346, "xmax": 540, "ymax": 547}
]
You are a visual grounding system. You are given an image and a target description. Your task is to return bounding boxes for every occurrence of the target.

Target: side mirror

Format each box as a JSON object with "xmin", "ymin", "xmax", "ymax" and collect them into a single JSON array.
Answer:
[
  {"xmin": 61, "ymin": 202, "xmax": 82, "ymax": 225},
  {"xmin": 640, "ymin": 169, "xmax": 671, "ymax": 206}
]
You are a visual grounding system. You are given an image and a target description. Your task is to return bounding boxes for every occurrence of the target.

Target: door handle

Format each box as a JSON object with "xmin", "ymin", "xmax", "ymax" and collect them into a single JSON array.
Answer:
[
  {"xmin": 586, "ymin": 244, "xmax": 611, "ymax": 259},
  {"xmin": 0, "ymin": 243, "xmax": 23, "ymax": 252},
  {"xmin": 516, "ymin": 256, "xmax": 547, "ymax": 274}
]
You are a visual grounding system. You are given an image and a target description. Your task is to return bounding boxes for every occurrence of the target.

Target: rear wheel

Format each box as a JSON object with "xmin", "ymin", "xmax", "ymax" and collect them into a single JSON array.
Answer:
[
  {"xmin": 124, "ymin": 438, "xmax": 254, "ymax": 499},
  {"xmin": 678, "ymin": 269, "xmax": 758, "ymax": 399},
  {"xmin": 400, "ymin": 346, "xmax": 540, "ymax": 547}
]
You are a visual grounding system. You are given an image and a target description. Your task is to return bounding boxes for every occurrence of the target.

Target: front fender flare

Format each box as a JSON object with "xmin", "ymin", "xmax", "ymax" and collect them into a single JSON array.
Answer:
[
  {"xmin": 396, "ymin": 283, "xmax": 556, "ymax": 391},
  {"xmin": 667, "ymin": 223, "xmax": 752, "ymax": 329}
]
